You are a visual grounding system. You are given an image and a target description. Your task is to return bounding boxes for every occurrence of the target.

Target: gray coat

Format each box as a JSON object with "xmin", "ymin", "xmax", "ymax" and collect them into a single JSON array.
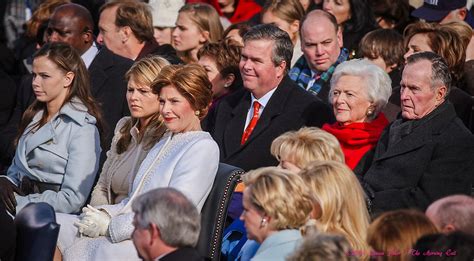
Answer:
[{"xmin": 6, "ymin": 99, "xmax": 101, "ymax": 213}]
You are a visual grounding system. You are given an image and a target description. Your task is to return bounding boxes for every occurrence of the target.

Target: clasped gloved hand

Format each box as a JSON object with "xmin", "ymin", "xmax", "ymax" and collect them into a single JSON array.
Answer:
[{"xmin": 74, "ymin": 205, "xmax": 111, "ymax": 238}]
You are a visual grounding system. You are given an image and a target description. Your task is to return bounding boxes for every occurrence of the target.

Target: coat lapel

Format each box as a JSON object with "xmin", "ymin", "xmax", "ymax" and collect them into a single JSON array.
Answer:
[
  {"xmin": 376, "ymin": 128, "xmax": 430, "ymax": 161},
  {"xmin": 225, "ymin": 77, "xmax": 293, "ymax": 156},
  {"xmin": 243, "ymin": 79, "xmax": 291, "ymax": 146},
  {"xmin": 223, "ymin": 93, "xmax": 251, "ymax": 157},
  {"xmin": 88, "ymin": 47, "xmax": 113, "ymax": 97},
  {"xmin": 24, "ymin": 121, "xmax": 56, "ymax": 155},
  {"xmin": 375, "ymin": 102, "xmax": 456, "ymax": 161}
]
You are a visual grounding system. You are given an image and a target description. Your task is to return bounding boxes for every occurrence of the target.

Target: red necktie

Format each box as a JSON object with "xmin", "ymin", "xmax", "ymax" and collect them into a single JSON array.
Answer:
[{"xmin": 241, "ymin": 101, "xmax": 261, "ymax": 145}]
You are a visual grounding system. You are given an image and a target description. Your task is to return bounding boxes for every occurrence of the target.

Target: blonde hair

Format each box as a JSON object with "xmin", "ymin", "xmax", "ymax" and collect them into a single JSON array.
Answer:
[
  {"xmin": 299, "ymin": 161, "xmax": 370, "ymax": 255},
  {"xmin": 262, "ymin": 0, "xmax": 305, "ymax": 41},
  {"xmin": 439, "ymin": 21, "xmax": 473, "ymax": 51},
  {"xmin": 367, "ymin": 209, "xmax": 438, "ymax": 261},
  {"xmin": 115, "ymin": 56, "xmax": 169, "ymax": 154},
  {"xmin": 271, "ymin": 127, "xmax": 345, "ymax": 169},
  {"xmin": 177, "ymin": 3, "xmax": 223, "ymax": 63},
  {"xmin": 243, "ymin": 167, "xmax": 313, "ymax": 230}
]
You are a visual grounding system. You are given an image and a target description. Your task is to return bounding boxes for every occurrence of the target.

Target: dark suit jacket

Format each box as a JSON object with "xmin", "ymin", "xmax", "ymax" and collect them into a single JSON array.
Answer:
[
  {"xmin": 136, "ymin": 40, "xmax": 181, "ymax": 64},
  {"xmin": 209, "ymin": 76, "xmax": 334, "ymax": 171},
  {"xmin": 0, "ymin": 46, "xmax": 133, "ymax": 167},
  {"xmin": 160, "ymin": 247, "xmax": 204, "ymax": 261},
  {"xmin": 88, "ymin": 47, "xmax": 133, "ymax": 147},
  {"xmin": 357, "ymin": 101, "xmax": 474, "ymax": 214}
]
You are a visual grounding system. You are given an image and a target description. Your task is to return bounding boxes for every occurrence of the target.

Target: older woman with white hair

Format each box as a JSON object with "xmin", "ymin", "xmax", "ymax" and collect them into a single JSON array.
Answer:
[{"xmin": 322, "ymin": 59, "xmax": 391, "ymax": 169}]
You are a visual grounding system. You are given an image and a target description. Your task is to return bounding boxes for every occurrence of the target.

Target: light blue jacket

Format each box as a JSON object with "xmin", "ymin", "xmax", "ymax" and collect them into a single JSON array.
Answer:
[
  {"xmin": 5, "ymin": 99, "xmax": 101, "ymax": 214},
  {"xmin": 251, "ymin": 229, "xmax": 302, "ymax": 261}
]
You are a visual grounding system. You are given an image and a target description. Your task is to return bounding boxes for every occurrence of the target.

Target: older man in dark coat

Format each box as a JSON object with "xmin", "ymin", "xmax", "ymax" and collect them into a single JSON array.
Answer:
[{"xmin": 357, "ymin": 52, "xmax": 474, "ymax": 214}]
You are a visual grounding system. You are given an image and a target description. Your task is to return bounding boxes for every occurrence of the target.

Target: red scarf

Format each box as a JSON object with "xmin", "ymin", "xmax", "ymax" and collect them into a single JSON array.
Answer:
[{"xmin": 322, "ymin": 113, "xmax": 389, "ymax": 170}]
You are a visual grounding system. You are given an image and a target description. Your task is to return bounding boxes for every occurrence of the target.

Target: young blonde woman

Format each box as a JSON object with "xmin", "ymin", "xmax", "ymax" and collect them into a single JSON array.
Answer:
[
  {"xmin": 89, "ymin": 56, "xmax": 169, "ymax": 206},
  {"xmin": 172, "ymin": 3, "xmax": 223, "ymax": 63},
  {"xmin": 299, "ymin": 160, "xmax": 370, "ymax": 259},
  {"xmin": 261, "ymin": 0, "xmax": 305, "ymax": 66}
]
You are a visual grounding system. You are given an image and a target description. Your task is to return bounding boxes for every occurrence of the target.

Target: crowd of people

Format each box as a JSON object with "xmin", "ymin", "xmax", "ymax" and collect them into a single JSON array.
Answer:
[{"xmin": 0, "ymin": 0, "xmax": 474, "ymax": 260}]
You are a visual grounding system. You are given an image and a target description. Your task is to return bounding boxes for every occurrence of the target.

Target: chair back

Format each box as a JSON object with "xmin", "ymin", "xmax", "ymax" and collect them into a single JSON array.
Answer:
[
  {"xmin": 196, "ymin": 163, "xmax": 243, "ymax": 260},
  {"xmin": 15, "ymin": 202, "xmax": 60, "ymax": 261}
]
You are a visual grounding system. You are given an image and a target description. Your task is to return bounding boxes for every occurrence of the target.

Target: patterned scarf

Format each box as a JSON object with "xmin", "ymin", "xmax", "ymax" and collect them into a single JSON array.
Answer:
[{"xmin": 289, "ymin": 48, "xmax": 349, "ymax": 95}]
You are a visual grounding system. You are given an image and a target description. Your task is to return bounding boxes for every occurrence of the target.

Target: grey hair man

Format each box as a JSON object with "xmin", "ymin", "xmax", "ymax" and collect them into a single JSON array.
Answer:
[
  {"xmin": 131, "ymin": 188, "xmax": 204, "ymax": 261},
  {"xmin": 357, "ymin": 52, "xmax": 474, "ymax": 214},
  {"xmin": 425, "ymin": 194, "xmax": 474, "ymax": 235}
]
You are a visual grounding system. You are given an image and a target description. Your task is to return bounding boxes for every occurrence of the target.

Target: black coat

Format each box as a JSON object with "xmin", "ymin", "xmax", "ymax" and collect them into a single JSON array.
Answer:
[
  {"xmin": 209, "ymin": 76, "xmax": 334, "ymax": 171},
  {"xmin": 160, "ymin": 247, "xmax": 204, "ymax": 261},
  {"xmin": 357, "ymin": 102, "xmax": 474, "ymax": 214},
  {"xmin": 0, "ymin": 69, "xmax": 16, "ymax": 128},
  {"xmin": 88, "ymin": 47, "xmax": 133, "ymax": 146}
]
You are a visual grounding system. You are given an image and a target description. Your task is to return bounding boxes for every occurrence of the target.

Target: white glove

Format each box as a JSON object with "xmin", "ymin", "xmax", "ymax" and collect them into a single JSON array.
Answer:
[{"xmin": 74, "ymin": 205, "xmax": 111, "ymax": 238}]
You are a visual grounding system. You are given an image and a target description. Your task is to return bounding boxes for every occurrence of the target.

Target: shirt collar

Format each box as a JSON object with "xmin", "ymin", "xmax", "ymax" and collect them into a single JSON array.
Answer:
[
  {"xmin": 81, "ymin": 43, "xmax": 99, "ymax": 69},
  {"xmin": 250, "ymin": 87, "xmax": 277, "ymax": 108}
]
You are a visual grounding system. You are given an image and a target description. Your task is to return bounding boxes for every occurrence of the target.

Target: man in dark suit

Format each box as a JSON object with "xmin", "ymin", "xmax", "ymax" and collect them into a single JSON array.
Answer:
[
  {"xmin": 132, "ymin": 188, "xmax": 204, "ymax": 261},
  {"xmin": 97, "ymin": 1, "xmax": 180, "ymax": 63},
  {"xmin": 357, "ymin": 52, "xmax": 474, "ymax": 214},
  {"xmin": 0, "ymin": 4, "xmax": 133, "ymax": 167},
  {"xmin": 209, "ymin": 24, "xmax": 334, "ymax": 172}
]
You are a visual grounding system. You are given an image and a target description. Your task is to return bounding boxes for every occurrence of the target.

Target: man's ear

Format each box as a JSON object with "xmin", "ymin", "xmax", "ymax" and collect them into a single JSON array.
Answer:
[
  {"xmin": 82, "ymin": 29, "xmax": 93, "ymax": 44},
  {"xmin": 120, "ymin": 26, "xmax": 132, "ymax": 43},
  {"xmin": 442, "ymin": 224, "xmax": 456, "ymax": 233},
  {"xmin": 336, "ymin": 27, "xmax": 343, "ymax": 49},
  {"xmin": 435, "ymin": 85, "xmax": 447, "ymax": 103},
  {"xmin": 149, "ymin": 223, "xmax": 160, "ymax": 245},
  {"xmin": 458, "ymin": 8, "xmax": 468, "ymax": 20},
  {"xmin": 275, "ymin": 61, "xmax": 287, "ymax": 79}
]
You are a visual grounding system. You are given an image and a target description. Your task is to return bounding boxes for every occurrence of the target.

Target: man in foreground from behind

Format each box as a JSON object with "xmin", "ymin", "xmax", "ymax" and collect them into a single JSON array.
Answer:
[{"xmin": 132, "ymin": 187, "xmax": 204, "ymax": 261}]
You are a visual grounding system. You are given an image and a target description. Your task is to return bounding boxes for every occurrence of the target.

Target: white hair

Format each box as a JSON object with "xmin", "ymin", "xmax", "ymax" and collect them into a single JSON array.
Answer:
[{"xmin": 329, "ymin": 59, "xmax": 392, "ymax": 120}]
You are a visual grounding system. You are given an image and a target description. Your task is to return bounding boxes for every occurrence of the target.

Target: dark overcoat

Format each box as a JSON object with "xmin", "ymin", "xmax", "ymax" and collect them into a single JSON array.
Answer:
[{"xmin": 357, "ymin": 102, "xmax": 474, "ymax": 214}]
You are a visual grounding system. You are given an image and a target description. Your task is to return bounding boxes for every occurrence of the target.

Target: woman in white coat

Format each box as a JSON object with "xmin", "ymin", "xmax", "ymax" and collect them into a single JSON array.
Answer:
[
  {"xmin": 56, "ymin": 64, "xmax": 219, "ymax": 260},
  {"xmin": 0, "ymin": 42, "xmax": 103, "ymax": 215}
]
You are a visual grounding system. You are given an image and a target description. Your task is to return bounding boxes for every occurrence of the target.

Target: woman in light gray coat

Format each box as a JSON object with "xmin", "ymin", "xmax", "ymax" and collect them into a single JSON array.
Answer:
[{"xmin": 0, "ymin": 42, "xmax": 104, "ymax": 214}]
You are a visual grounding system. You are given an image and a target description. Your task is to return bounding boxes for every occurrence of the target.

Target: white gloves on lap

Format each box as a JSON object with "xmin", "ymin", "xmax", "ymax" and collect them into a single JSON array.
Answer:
[{"xmin": 74, "ymin": 205, "xmax": 111, "ymax": 238}]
